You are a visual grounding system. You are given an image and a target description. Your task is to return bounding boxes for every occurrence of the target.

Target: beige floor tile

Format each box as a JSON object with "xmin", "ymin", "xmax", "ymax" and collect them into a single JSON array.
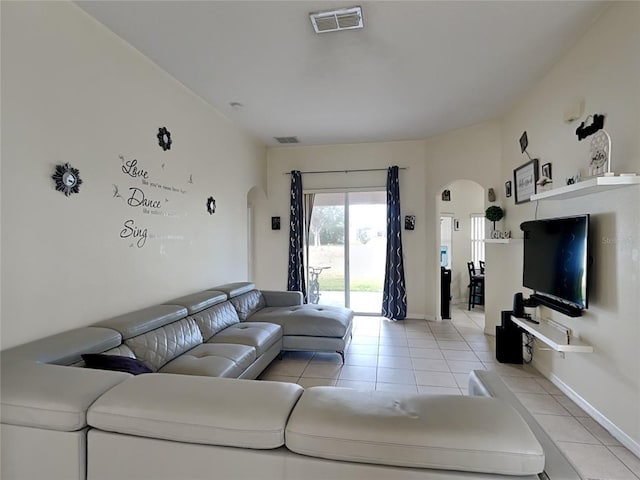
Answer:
[
  {"xmin": 436, "ymin": 340, "xmax": 471, "ymax": 351},
  {"xmin": 502, "ymin": 376, "xmax": 549, "ymax": 394},
  {"xmin": 339, "ymin": 365, "xmax": 377, "ymax": 382},
  {"xmin": 344, "ymin": 353, "xmax": 378, "ymax": 367},
  {"xmin": 297, "ymin": 377, "xmax": 337, "ymax": 388},
  {"xmin": 377, "ymin": 367, "xmax": 416, "ymax": 385},
  {"xmin": 379, "ymin": 336, "xmax": 409, "ymax": 347},
  {"xmin": 576, "ymin": 417, "xmax": 622, "ymax": 446},
  {"xmin": 516, "ymin": 393, "xmax": 572, "ymax": 416},
  {"xmin": 553, "ymin": 394, "xmax": 589, "ymax": 417},
  {"xmin": 609, "ymin": 446, "xmax": 640, "ymax": 478},
  {"xmin": 377, "ymin": 355, "xmax": 413, "ymax": 369},
  {"xmin": 378, "ymin": 345, "xmax": 411, "ymax": 357},
  {"xmin": 534, "ymin": 377, "xmax": 564, "ymax": 395},
  {"xmin": 414, "ymin": 370, "xmax": 458, "ymax": 388},
  {"xmin": 452, "ymin": 372, "xmax": 471, "ymax": 389},
  {"xmin": 557, "ymin": 442, "xmax": 637, "ymax": 480},
  {"xmin": 310, "ymin": 352, "xmax": 343, "ymax": 364},
  {"xmin": 376, "ymin": 382, "xmax": 418, "ymax": 394},
  {"xmin": 301, "ymin": 363, "xmax": 342, "ymax": 379},
  {"xmin": 534, "ymin": 414, "xmax": 600, "ymax": 444},
  {"xmin": 474, "ymin": 351, "xmax": 498, "ymax": 362},
  {"xmin": 260, "ymin": 374, "xmax": 299, "ymax": 383},
  {"xmin": 417, "ymin": 385, "xmax": 462, "ymax": 395},
  {"xmin": 350, "ymin": 336, "xmax": 379, "ymax": 346},
  {"xmin": 263, "ymin": 361, "xmax": 308, "ymax": 377},
  {"xmin": 446, "ymin": 360, "xmax": 485, "ymax": 374},
  {"xmin": 346, "ymin": 344, "xmax": 379, "ymax": 356},
  {"xmin": 407, "ymin": 338, "xmax": 439, "ymax": 348},
  {"xmin": 441, "ymin": 350, "xmax": 480, "ymax": 362},
  {"xmin": 411, "ymin": 358, "xmax": 450, "ymax": 372},
  {"xmin": 409, "ymin": 347, "xmax": 445, "ymax": 359},
  {"xmin": 335, "ymin": 379, "xmax": 376, "ymax": 390}
]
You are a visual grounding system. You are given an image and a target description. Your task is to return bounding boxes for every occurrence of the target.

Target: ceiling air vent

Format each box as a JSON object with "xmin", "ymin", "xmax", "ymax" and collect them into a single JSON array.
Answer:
[
  {"xmin": 310, "ymin": 6, "xmax": 363, "ymax": 34},
  {"xmin": 274, "ymin": 136, "xmax": 299, "ymax": 144}
]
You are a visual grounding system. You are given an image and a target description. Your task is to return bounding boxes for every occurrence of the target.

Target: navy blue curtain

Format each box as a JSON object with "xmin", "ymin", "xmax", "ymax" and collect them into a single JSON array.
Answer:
[
  {"xmin": 382, "ymin": 166, "xmax": 407, "ymax": 320},
  {"xmin": 287, "ymin": 170, "xmax": 307, "ymax": 300}
]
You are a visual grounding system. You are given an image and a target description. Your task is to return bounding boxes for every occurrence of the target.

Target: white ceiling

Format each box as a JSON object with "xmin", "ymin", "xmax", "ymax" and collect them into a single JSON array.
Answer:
[{"xmin": 76, "ymin": 1, "xmax": 606, "ymax": 147}]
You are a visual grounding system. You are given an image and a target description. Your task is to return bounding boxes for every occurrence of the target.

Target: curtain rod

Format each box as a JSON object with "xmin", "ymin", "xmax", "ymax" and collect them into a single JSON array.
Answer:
[{"xmin": 284, "ymin": 167, "xmax": 407, "ymax": 175}]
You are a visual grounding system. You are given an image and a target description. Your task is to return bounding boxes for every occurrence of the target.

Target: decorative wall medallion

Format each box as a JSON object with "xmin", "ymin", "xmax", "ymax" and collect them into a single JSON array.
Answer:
[
  {"xmin": 157, "ymin": 127, "xmax": 172, "ymax": 151},
  {"xmin": 52, "ymin": 163, "xmax": 82, "ymax": 196},
  {"xmin": 206, "ymin": 196, "xmax": 216, "ymax": 214}
]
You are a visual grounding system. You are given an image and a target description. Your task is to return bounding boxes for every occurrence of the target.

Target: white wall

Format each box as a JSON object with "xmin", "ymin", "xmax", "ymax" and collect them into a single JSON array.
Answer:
[
  {"xmin": 491, "ymin": 2, "xmax": 640, "ymax": 451},
  {"xmin": 0, "ymin": 2, "xmax": 266, "ymax": 349},
  {"xmin": 439, "ymin": 180, "xmax": 485, "ymax": 302}
]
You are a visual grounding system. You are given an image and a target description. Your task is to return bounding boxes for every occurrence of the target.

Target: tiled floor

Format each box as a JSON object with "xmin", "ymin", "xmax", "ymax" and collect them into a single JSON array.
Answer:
[{"xmin": 259, "ymin": 305, "xmax": 640, "ymax": 480}]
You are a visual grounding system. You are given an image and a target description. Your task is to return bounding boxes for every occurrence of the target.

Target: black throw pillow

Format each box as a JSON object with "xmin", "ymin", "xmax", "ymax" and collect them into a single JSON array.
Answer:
[{"xmin": 81, "ymin": 354, "xmax": 152, "ymax": 375}]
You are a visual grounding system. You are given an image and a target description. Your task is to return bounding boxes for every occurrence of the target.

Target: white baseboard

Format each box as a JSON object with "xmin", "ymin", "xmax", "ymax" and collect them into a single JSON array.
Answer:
[{"xmin": 532, "ymin": 358, "xmax": 640, "ymax": 457}]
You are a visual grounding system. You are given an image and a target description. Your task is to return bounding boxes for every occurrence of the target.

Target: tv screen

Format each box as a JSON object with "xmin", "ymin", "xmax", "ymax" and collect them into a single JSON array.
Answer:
[{"xmin": 520, "ymin": 215, "xmax": 590, "ymax": 315}]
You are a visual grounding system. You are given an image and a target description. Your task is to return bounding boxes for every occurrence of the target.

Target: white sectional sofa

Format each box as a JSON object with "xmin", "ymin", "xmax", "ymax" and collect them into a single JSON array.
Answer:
[{"xmin": 1, "ymin": 282, "xmax": 549, "ymax": 480}]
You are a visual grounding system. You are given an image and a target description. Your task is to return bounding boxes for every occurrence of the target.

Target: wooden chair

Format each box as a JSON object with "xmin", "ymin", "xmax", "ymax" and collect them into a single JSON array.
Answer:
[
  {"xmin": 479, "ymin": 260, "xmax": 485, "ymax": 274},
  {"xmin": 467, "ymin": 262, "xmax": 485, "ymax": 310}
]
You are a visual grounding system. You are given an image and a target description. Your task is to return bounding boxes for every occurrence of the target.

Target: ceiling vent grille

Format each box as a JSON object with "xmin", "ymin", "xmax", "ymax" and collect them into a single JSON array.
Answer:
[
  {"xmin": 274, "ymin": 136, "xmax": 299, "ymax": 144},
  {"xmin": 310, "ymin": 6, "xmax": 363, "ymax": 34}
]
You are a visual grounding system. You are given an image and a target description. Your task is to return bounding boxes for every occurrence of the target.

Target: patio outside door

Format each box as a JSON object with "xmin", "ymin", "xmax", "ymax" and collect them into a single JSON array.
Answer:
[{"xmin": 307, "ymin": 191, "xmax": 386, "ymax": 314}]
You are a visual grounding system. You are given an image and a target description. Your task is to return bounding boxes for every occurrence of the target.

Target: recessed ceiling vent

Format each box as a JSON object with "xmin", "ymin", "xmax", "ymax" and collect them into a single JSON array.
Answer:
[
  {"xmin": 310, "ymin": 6, "xmax": 363, "ymax": 34},
  {"xmin": 274, "ymin": 136, "xmax": 299, "ymax": 144}
]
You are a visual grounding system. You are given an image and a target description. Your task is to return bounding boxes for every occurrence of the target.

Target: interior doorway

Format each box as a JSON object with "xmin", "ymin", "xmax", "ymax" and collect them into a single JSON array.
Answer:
[{"xmin": 307, "ymin": 190, "xmax": 386, "ymax": 314}]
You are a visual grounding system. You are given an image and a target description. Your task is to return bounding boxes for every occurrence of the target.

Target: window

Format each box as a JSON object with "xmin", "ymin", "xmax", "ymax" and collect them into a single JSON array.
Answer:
[{"xmin": 470, "ymin": 214, "xmax": 485, "ymax": 266}]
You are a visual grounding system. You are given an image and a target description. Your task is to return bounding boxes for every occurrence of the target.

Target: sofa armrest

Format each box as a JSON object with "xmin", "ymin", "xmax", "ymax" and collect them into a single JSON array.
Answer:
[{"xmin": 261, "ymin": 290, "xmax": 303, "ymax": 307}]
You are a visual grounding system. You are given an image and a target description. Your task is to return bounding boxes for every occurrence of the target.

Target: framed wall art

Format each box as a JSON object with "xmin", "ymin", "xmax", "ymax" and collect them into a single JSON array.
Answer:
[
  {"xmin": 505, "ymin": 180, "xmax": 512, "ymax": 198},
  {"xmin": 513, "ymin": 159, "xmax": 539, "ymax": 204}
]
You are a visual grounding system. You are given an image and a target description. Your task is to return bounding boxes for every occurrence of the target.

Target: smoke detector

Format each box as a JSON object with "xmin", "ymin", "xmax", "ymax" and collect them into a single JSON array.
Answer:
[
  {"xmin": 274, "ymin": 136, "xmax": 299, "ymax": 144},
  {"xmin": 309, "ymin": 6, "xmax": 363, "ymax": 34}
]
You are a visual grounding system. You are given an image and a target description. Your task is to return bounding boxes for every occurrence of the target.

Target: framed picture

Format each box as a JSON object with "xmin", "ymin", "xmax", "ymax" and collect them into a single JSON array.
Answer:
[
  {"xmin": 404, "ymin": 215, "xmax": 416, "ymax": 230},
  {"xmin": 271, "ymin": 216, "xmax": 281, "ymax": 230},
  {"xmin": 513, "ymin": 159, "xmax": 539, "ymax": 204},
  {"xmin": 505, "ymin": 180, "xmax": 512, "ymax": 198},
  {"xmin": 541, "ymin": 162, "xmax": 552, "ymax": 179},
  {"xmin": 442, "ymin": 189, "xmax": 451, "ymax": 202}
]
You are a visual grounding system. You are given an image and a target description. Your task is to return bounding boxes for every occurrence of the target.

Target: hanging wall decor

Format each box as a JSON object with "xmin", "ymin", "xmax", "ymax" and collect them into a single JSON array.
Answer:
[
  {"xmin": 271, "ymin": 216, "xmax": 281, "ymax": 230},
  {"xmin": 157, "ymin": 127, "xmax": 172, "ymax": 151},
  {"xmin": 52, "ymin": 162, "xmax": 82, "ymax": 196},
  {"xmin": 404, "ymin": 215, "xmax": 416, "ymax": 231},
  {"xmin": 442, "ymin": 189, "xmax": 451, "ymax": 201},
  {"xmin": 206, "ymin": 196, "xmax": 216, "ymax": 215}
]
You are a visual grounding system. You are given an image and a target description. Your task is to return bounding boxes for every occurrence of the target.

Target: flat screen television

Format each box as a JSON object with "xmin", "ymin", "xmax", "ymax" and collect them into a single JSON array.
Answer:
[{"xmin": 520, "ymin": 215, "xmax": 590, "ymax": 317}]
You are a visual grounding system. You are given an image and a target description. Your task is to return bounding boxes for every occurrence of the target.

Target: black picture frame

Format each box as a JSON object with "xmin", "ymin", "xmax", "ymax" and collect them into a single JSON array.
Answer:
[
  {"xmin": 404, "ymin": 215, "xmax": 415, "ymax": 230},
  {"xmin": 442, "ymin": 190, "xmax": 451, "ymax": 202},
  {"xmin": 541, "ymin": 162, "xmax": 552, "ymax": 180},
  {"xmin": 271, "ymin": 216, "xmax": 281, "ymax": 230},
  {"xmin": 513, "ymin": 159, "xmax": 539, "ymax": 204},
  {"xmin": 505, "ymin": 180, "xmax": 512, "ymax": 198}
]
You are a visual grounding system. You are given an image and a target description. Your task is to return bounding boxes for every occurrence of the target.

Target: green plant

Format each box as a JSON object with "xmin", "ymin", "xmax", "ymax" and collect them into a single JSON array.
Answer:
[{"xmin": 485, "ymin": 206, "xmax": 505, "ymax": 230}]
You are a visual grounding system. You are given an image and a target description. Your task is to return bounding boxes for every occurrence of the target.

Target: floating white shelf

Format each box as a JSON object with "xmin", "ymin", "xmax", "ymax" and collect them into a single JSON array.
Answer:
[
  {"xmin": 483, "ymin": 238, "xmax": 522, "ymax": 244},
  {"xmin": 531, "ymin": 175, "xmax": 640, "ymax": 201},
  {"xmin": 511, "ymin": 316, "xmax": 593, "ymax": 353}
]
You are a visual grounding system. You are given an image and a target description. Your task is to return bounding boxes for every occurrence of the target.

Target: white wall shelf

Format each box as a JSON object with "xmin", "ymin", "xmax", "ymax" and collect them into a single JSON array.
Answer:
[
  {"xmin": 483, "ymin": 238, "xmax": 522, "ymax": 244},
  {"xmin": 531, "ymin": 175, "xmax": 640, "ymax": 201},
  {"xmin": 511, "ymin": 316, "xmax": 593, "ymax": 353}
]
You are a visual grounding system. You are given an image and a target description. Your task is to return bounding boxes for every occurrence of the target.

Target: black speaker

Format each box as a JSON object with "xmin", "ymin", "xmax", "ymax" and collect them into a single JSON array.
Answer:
[
  {"xmin": 496, "ymin": 326, "xmax": 523, "ymax": 364},
  {"xmin": 512, "ymin": 292, "xmax": 524, "ymax": 317}
]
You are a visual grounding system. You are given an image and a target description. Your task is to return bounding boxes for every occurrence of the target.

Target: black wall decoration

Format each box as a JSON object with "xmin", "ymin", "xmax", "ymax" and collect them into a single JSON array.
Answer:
[
  {"xmin": 404, "ymin": 215, "xmax": 416, "ymax": 230},
  {"xmin": 52, "ymin": 163, "xmax": 82, "ymax": 196},
  {"xmin": 157, "ymin": 127, "xmax": 172, "ymax": 151},
  {"xmin": 206, "ymin": 196, "xmax": 216, "ymax": 215},
  {"xmin": 271, "ymin": 216, "xmax": 281, "ymax": 230}
]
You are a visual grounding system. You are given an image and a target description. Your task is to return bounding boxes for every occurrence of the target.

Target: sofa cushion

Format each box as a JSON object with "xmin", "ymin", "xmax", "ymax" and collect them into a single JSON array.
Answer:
[
  {"xmin": 82, "ymin": 354, "xmax": 153, "ymax": 375},
  {"xmin": 159, "ymin": 343, "xmax": 256, "ymax": 377},
  {"xmin": 96, "ymin": 305, "xmax": 188, "ymax": 340},
  {"xmin": 125, "ymin": 318, "xmax": 203, "ymax": 371},
  {"xmin": 285, "ymin": 387, "xmax": 545, "ymax": 476},
  {"xmin": 165, "ymin": 291, "xmax": 227, "ymax": 315},
  {"xmin": 212, "ymin": 282, "xmax": 256, "ymax": 299},
  {"xmin": 188, "ymin": 301, "xmax": 240, "ymax": 340},
  {"xmin": 229, "ymin": 290, "xmax": 266, "ymax": 321},
  {"xmin": 251, "ymin": 305, "xmax": 353, "ymax": 338},
  {"xmin": 208, "ymin": 322, "xmax": 282, "ymax": 356},
  {"xmin": 87, "ymin": 374, "xmax": 304, "ymax": 449}
]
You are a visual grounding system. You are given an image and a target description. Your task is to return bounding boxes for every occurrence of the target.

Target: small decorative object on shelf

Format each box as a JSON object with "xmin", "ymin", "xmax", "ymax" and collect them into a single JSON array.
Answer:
[
  {"xmin": 490, "ymin": 230, "xmax": 511, "ymax": 239},
  {"xmin": 52, "ymin": 162, "xmax": 82, "ymax": 197},
  {"xmin": 157, "ymin": 127, "xmax": 172, "ymax": 151},
  {"xmin": 576, "ymin": 113, "xmax": 613, "ymax": 177},
  {"xmin": 404, "ymin": 215, "xmax": 416, "ymax": 230},
  {"xmin": 485, "ymin": 205, "xmax": 504, "ymax": 232},
  {"xmin": 206, "ymin": 196, "xmax": 216, "ymax": 214}
]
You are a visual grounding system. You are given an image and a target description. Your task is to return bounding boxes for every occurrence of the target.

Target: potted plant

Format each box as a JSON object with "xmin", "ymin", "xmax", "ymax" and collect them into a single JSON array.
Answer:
[{"xmin": 485, "ymin": 206, "xmax": 505, "ymax": 231}]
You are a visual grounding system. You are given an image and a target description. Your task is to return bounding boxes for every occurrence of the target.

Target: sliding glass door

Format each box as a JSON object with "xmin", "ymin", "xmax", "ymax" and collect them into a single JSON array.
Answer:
[{"xmin": 307, "ymin": 191, "xmax": 385, "ymax": 314}]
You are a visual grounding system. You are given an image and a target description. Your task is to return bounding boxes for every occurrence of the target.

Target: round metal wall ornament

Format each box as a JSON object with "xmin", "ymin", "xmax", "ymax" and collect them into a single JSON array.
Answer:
[
  {"xmin": 206, "ymin": 196, "xmax": 216, "ymax": 215},
  {"xmin": 157, "ymin": 127, "xmax": 172, "ymax": 151},
  {"xmin": 52, "ymin": 163, "xmax": 82, "ymax": 196}
]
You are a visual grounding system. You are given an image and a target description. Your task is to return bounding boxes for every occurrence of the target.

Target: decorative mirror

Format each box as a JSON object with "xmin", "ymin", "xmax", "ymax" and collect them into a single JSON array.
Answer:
[
  {"xmin": 206, "ymin": 196, "xmax": 216, "ymax": 214},
  {"xmin": 157, "ymin": 127, "xmax": 172, "ymax": 151},
  {"xmin": 52, "ymin": 163, "xmax": 82, "ymax": 196}
]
